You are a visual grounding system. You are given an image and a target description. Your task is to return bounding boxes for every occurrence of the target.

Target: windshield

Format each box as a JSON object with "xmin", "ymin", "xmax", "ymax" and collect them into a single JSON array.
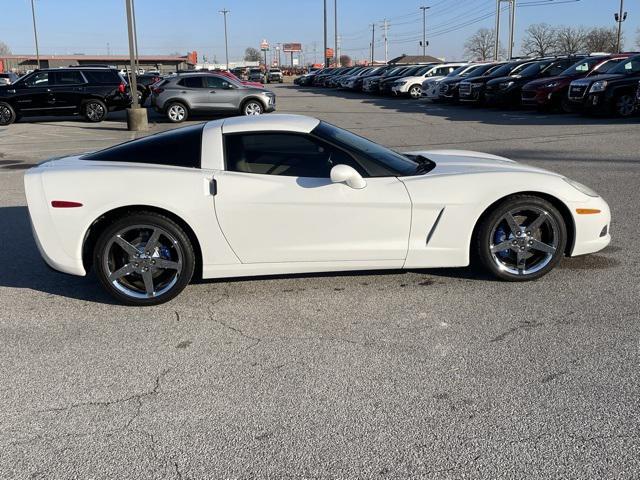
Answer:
[
  {"xmin": 313, "ymin": 121, "xmax": 419, "ymax": 176},
  {"xmin": 447, "ymin": 65, "xmax": 468, "ymax": 76},
  {"xmin": 592, "ymin": 58, "xmax": 625, "ymax": 74},
  {"xmin": 487, "ymin": 62, "xmax": 521, "ymax": 77},
  {"xmin": 609, "ymin": 56, "xmax": 640, "ymax": 74},
  {"xmin": 466, "ymin": 63, "xmax": 495, "ymax": 77},
  {"xmin": 518, "ymin": 61, "xmax": 551, "ymax": 77},
  {"xmin": 561, "ymin": 57, "xmax": 601, "ymax": 76}
]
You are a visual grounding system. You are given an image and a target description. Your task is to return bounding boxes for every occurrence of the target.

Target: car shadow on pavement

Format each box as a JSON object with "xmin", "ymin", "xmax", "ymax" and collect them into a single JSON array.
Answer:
[{"xmin": 0, "ymin": 206, "xmax": 116, "ymax": 304}]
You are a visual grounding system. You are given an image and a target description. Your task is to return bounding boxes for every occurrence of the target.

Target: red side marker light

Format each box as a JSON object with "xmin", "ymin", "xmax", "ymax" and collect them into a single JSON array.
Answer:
[{"xmin": 51, "ymin": 200, "xmax": 83, "ymax": 208}]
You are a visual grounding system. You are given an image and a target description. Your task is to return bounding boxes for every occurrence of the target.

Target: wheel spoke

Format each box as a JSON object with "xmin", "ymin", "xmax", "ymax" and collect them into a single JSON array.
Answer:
[
  {"xmin": 527, "ymin": 212, "xmax": 547, "ymax": 231},
  {"xmin": 504, "ymin": 212, "xmax": 521, "ymax": 234},
  {"xmin": 146, "ymin": 228, "xmax": 161, "ymax": 252},
  {"xmin": 516, "ymin": 250, "xmax": 526, "ymax": 273},
  {"xmin": 115, "ymin": 235, "xmax": 140, "ymax": 256},
  {"xmin": 108, "ymin": 263, "xmax": 135, "ymax": 281},
  {"xmin": 142, "ymin": 270, "xmax": 155, "ymax": 296},
  {"xmin": 154, "ymin": 258, "xmax": 179, "ymax": 270},
  {"xmin": 490, "ymin": 240, "xmax": 514, "ymax": 253},
  {"xmin": 529, "ymin": 239, "xmax": 556, "ymax": 254}
]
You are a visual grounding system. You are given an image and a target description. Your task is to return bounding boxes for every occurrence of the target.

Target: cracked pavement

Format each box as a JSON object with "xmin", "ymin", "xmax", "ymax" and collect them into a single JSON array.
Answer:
[{"xmin": 0, "ymin": 84, "xmax": 639, "ymax": 479}]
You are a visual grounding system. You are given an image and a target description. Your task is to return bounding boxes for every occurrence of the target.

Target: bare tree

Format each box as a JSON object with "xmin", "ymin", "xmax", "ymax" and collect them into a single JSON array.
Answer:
[
  {"xmin": 244, "ymin": 47, "xmax": 261, "ymax": 62},
  {"xmin": 584, "ymin": 27, "xmax": 619, "ymax": 53},
  {"xmin": 339, "ymin": 54, "xmax": 352, "ymax": 67},
  {"xmin": 521, "ymin": 23, "xmax": 557, "ymax": 57},
  {"xmin": 555, "ymin": 26, "xmax": 587, "ymax": 55},
  {"xmin": 0, "ymin": 41, "xmax": 10, "ymax": 56},
  {"xmin": 464, "ymin": 28, "xmax": 497, "ymax": 61}
]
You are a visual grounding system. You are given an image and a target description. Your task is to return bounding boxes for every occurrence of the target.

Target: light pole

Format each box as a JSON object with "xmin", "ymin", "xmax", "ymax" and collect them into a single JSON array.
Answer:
[
  {"xmin": 507, "ymin": 0, "xmax": 516, "ymax": 59},
  {"xmin": 420, "ymin": 6, "xmax": 430, "ymax": 56},
  {"xmin": 334, "ymin": 0, "xmax": 338, "ymax": 66},
  {"xmin": 219, "ymin": 9, "xmax": 230, "ymax": 70},
  {"xmin": 323, "ymin": 0, "xmax": 328, "ymax": 67},
  {"xmin": 125, "ymin": 0, "xmax": 147, "ymax": 130},
  {"xmin": 494, "ymin": 0, "xmax": 501, "ymax": 60},
  {"xmin": 30, "ymin": 0, "xmax": 40, "ymax": 69},
  {"xmin": 615, "ymin": 0, "xmax": 627, "ymax": 53},
  {"xmin": 370, "ymin": 23, "xmax": 375, "ymax": 63}
]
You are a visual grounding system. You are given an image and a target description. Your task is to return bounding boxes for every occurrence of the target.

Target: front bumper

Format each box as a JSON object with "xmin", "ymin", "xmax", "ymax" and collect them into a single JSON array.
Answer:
[{"xmin": 569, "ymin": 195, "xmax": 611, "ymax": 256}]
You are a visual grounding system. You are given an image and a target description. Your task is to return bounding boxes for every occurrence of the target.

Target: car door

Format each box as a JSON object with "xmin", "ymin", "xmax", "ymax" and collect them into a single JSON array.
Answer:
[
  {"xmin": 175, "ymin": 76, "xmax": 206, "ymax": 111},
  {"xmin": 203, "ymin": 76, "xmax": 238, "ymax": 110},
  {"xmin": 11, "ymin": 71, "xmax": 52, "ymax": 113},
  {"xmin": 213, "ymin": 132, "xmax": 412, "ymax": 264},
  {"xmin": 49, "ymin": 70, "xmax": 87, "ymax": 112}
]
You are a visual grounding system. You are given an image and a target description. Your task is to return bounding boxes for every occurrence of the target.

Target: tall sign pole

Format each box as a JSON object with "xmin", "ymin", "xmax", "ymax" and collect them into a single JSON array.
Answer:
[
  {"xmin": 334, "ymin": 0, "xmax": 338, "ymax": 66},
  {"xmin": 494, "ymin": 0, "xmax": 501, "ymax": 60},
  {"xmin": 370, "ymin": 23, "xmax": 375, "ymax": 63},
  {"xmin": 30, "ymin": 0, "xmax": 40, "ymax": 69},
  {"xmin": 420, "ymin": 6, "xmax": 430, "ymax": 57},
  {"xmin": 507, "ymin": 0, "xmax": 516, "ymax": 59},
  {"xmin": 323, "ymin": 0, "xmax": 328, "ymax": 67},
  {"xmin": 220, "ymin": 9, "xmax": 230, "ymax": 70}
]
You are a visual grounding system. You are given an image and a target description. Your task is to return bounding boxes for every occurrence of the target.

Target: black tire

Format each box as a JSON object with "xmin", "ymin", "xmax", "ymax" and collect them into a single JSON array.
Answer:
[
  {"xmin": 0, "ymin": 102, "xmax": 17, "ymax": 126},
  {"xmin": 560, "ymin": 97, "xmax": 574, "ymax": 114},
  {"xmin": 94, "ymin": 211, "xmax": 195, "ymax": 306},
  {"xmin": 242, "ymin": 99, "xmax": 264, "ymax": 116},
  {"xmin": 475, "ymin": 195, "xmax": 567, "ymax": 281},
  {"xmin": 83, "ymin": 99, "xmax": 108, "ymax": 122},
  {"xmin": 614, "ymin": 93, "xmax": 636, "ymax": 117},
  {"xmin": 165, "ymin": 101, "xmax": 189, "ymax": 123}
]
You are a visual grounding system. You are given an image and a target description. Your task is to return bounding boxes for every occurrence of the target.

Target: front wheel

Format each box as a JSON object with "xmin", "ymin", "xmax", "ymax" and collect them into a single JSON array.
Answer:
[
  {"xmin": 83, "ymin": 100, "xmax": 107, "ymax": 122},
  {"xmin": 94, "ymin": 212, "xmax": 195, "ymax": 306},
  {"xmin": 242, "ymin": 100, "xmax": 264, "ymax": 116},
  {"xmin": 409, "ymin": 85, "xmax": 422, "ymax": 99},
  {"xmin": 166, "ymin": 102, "xmax": 188, "ymax": 123},
  {"xmin": 476, "ymin": 195, "xmax": 567, "ymax": 281},
  {"xmin": 615, "ymin": 94, "xmax": 636, "ymax": 117}
]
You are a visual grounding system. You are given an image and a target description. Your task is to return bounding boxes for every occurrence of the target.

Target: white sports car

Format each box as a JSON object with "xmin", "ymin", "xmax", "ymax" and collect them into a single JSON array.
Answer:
[{"xmin": 25, "ymin": 114, "xmax": 610, "ymax": 306}]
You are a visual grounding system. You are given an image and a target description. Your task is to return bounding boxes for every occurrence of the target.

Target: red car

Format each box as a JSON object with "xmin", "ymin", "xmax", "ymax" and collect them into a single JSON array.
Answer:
[
  {"xmin": 213, "ymin": 69, "xmax": 264, "ymax": 89},
  {"xmin": 521, "ymin": 54, "xmax": 632, "ymax": 112}
]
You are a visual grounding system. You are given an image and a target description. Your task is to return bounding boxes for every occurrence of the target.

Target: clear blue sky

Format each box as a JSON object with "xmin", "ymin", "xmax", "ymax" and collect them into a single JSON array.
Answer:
[{"xmin": 3, "ymin": 0, "xmax": 638, "ymax": 62}]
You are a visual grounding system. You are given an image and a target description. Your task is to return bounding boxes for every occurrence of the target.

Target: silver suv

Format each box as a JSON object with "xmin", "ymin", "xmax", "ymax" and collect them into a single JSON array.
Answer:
[{"xmin": 151, "ymin": 73, "xmax": 276, "ymax": 122}]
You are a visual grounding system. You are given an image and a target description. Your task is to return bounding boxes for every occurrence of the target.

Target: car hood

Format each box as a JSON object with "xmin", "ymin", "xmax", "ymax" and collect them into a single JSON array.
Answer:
[
  {"xmin": 572, "ymin": 73, "xmax": 625, "ymax": 84},
  {"xmin": 404, "ymin": 149, "xmax": 557, "ymax": 177},
  {"xmin": 422, "ymin": 76, "xmax": 446, "ymax": 84},
  {"xmin": 523, "ymin": 74, "xmax": 576, "ymax": 89}
]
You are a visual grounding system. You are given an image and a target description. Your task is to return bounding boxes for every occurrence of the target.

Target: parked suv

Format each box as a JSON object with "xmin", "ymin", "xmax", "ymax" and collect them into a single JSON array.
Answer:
[
  {"xmin": 521, "ymin": 55, "xmax": 631, "ymax": 112},
  {"xmin": 458, "ymin": 59, "xmax": 534, "ymax": 105},
  {"xmin": 150, "ymin": 73, "xmax": 276, "ymax": 122},
  {"xmin": 567, "ymin": 54, "xmax": 640, "ymax": 117},
  {"xmin": 248, "ymin": 68, "xmax": 266, "ymax": 84},
  {"xmin": 267, "ymin": 68, "xmax": 284, "ymax": 83},
  {"xmin": 0, "ymin": 72, "xmax": 19, "ymax": 86},
  {"xmin": 0, "ymin": 67, "xmax": 131, "ymax": 125}
]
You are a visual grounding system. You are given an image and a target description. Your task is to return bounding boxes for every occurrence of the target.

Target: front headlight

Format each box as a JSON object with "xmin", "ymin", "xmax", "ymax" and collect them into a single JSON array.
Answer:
[
  {"xmin": 545, "ymin": 81, "xmax": 559, "ymax": 88},
  {"xmin": 500, "ymin": 81, "xmax": 515, "ymax": 90},
  {"xmin": 564, "ymin": 178, "xmax": 600, "ymax": 197},
  {"xmin": 589, "ymin": 80, "xmax": 607, "ymax": 93}
]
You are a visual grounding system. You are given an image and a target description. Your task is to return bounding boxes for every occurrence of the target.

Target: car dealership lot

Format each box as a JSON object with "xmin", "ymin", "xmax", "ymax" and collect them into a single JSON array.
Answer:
[{"xmin": 1, "ymin": 85, "xmax": 639, "ymax": 479}]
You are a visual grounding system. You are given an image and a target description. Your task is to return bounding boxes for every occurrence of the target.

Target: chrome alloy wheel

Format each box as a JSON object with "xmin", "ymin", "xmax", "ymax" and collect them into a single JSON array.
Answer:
[
  {"xmin": 0, "ymin": 105, "xmax": 12, "ymax": 123},
  {"xmin": 85, "ymin": 102, "xmax": 105, "ymax": 121},
  {"xmin": 103, "ymin": 225, "xmax": 183, "ymax": 299},
  {"xmin": 167, "ymin": 104, "xmax": 186, "ymax": 122},
  {"xmin": 409, "ymin": 85, "xmax": 421, "ymax": 99},
  {"xmin": 244, "ymin": 101, "xmax": 263, "ymax": 115},
  {"xmin": 616, "ymin": 94, "xmax": 635, "ymax": 117},
  {"xmin": 489, "ymin": 207, "xmax": 559, "ymax": 276}
]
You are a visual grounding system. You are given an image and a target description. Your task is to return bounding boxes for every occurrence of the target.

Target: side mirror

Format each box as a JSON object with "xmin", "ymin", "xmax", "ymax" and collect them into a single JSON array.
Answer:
[{"xmin": 330, "ymin": 164, "xmax": 366, "ymax": 189}]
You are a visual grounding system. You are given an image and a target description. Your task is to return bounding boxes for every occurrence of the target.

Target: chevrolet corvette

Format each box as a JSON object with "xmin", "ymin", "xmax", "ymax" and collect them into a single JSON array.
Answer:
[{"xmin": 24, "ymin": 115, "xmax": 611, "ymax": 305}]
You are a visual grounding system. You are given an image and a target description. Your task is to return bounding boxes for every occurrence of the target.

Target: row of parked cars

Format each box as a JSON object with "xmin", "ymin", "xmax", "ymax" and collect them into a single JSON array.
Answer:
[
  {"xmin": 295, "ymin": 53, "xmax": 640, "ymax": 117},
  {"xmin": 0, "ymin": 66, "xmax": 278, "ymax": 126}
]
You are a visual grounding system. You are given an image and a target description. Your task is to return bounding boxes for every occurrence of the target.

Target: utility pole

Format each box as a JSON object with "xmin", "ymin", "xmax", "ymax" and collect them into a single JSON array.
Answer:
[
  {"xmin": 370, "ymin": 23, "xmax": 375, "ymax": 63},
  {"xmin": 132, "ymin": 0, "xmax": 140, "ymax": 73},
  {"xmin": 615, "ymin": 0, "xmax": 627, "ymax": 53},
  {"xmin": 334, "ymin": 0, "xmax": 338, "ymax": 66},
  {"xmin": 30, "ymin": 0, "xmax": 40, "ymax": 69},
  {"xmin": 323, "ymin": 0, "xmax": 328, "ymax": 67},
  {"xmin": 507, "ymin": 0, "xmax": 516, "ymax": 59},
  {"xmin": 383, "ymin": 19, "xmax": 388, "ymax": 64},
  {"xmin": 125, "ymin": 0, "xmax": 147, "ymax": 130},
  {"xmin": 494, "ymin": 0, "xmax": 501, "ymax": 60},
  {"xmin": 219, "ymin": 8, "xmax": 230, "ymax": 70},
  {"xmin": 420, "ymin": 6, "xmax": 430, "ymax": 57}
]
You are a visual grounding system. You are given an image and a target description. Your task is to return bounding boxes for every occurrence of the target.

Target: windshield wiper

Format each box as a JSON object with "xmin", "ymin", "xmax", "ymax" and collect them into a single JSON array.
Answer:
[{"xmin": 406, "ymin": 154, "xmax": 436, "ymax": 175}]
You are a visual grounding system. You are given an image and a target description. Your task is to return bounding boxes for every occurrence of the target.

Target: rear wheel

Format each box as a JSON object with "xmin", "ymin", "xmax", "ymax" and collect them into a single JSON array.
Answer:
[
  {"xmin": 166, "ymin": 102, "xmax": 188, "ymax": 123},
  {"xmin": 476, "ymin": 195, "xmax": 567, "ymax": 281},
  {"xmin": 94, "ymin": 212, "xmax": 195, "ymax": 306},
  {"xmin": 0, "ymin": 102, "xmax": 16, "ymax": 126},
  {"xmin": 83, "ymin": 99, "xmax": 107, "ymax": 122},
  {"xmin": 615, "ymin": 93, "xmax": 635, "ymax": 117}
]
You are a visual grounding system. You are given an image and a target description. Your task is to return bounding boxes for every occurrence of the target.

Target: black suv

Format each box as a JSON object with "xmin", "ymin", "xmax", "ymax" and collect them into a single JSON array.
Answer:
[
  {"xmin": 567, "ymin": 54, "xmax": 640, "ymax": 117},
  {"xmin": 458, "ymin": 59, "xmax": 534, "ymax": 105},
  {"xmin": 0, "ymin": 67, "xmax": 132, "ymax": 125}
]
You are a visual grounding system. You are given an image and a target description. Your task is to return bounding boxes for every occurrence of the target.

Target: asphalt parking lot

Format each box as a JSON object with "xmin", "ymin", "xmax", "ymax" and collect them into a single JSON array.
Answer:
[{"xmin": 1, "ymin": 84, "xmax": 639, "ymax": 479}]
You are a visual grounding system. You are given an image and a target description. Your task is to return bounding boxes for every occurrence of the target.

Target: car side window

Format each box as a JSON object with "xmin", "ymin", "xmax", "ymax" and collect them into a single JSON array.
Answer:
[
  {"xmin": 546, "ymin": 63, "xmax": 568, "ymax": 76},
  {"xmin": 53, "ymin": 71, "xmax": 86, "ymax": 85},
  {"xmin": 206, "ymin": 76, "xmax": 229, "ymax": 89},
  {"xmin": 178, "ymin": 77, "xmax": 204, "ymax": 88},
  {"xmin": 24, "ymin": 72, "xmax": 50, "ymax": 87},
  {"xmin": 224, "ymin": 133, "xmax": 365, "ymax": 178}
]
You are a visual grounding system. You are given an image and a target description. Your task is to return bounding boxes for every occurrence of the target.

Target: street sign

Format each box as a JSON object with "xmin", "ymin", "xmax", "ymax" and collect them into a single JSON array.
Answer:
[
  {"xmin": 260, "ymin": 39, "xmax": 269, "ymax": 51},
  {"xmin": 283, "ymin": 43, "xmax": 302, "ymax": 53}
]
